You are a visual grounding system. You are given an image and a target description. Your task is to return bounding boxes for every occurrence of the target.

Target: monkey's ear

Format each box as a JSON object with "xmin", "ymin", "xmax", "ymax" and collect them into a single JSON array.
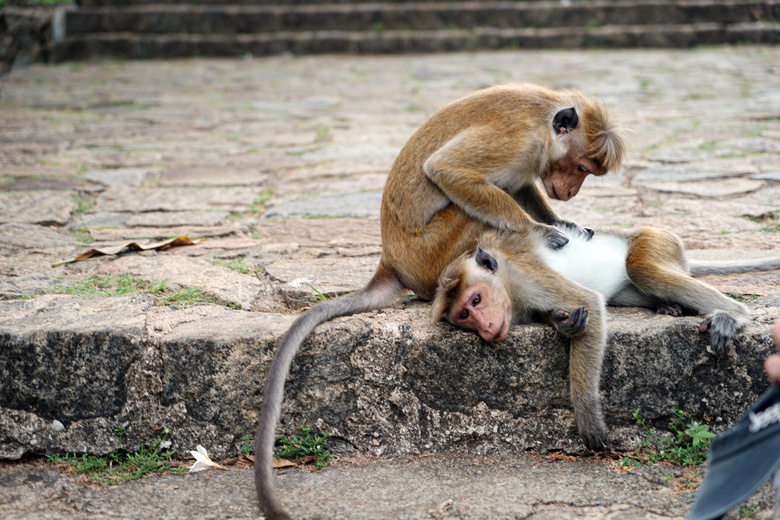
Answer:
[
  {"xmin": 553, "ymin": 107, "xmax": 579, "ymax": 134},
  {"xmin": 475, "ymin": 248, "xmax": 498, "ymax": 273}
]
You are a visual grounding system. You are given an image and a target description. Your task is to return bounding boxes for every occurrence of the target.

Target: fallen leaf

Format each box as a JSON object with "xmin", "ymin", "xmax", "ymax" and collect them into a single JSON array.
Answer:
[
  {"xmin": 272, "ymin": 458, "xmax": 297, "ymax": 469},
  {"xmin": 52, "ymin": 236, "xmax": 204, "ymax": 267},
  {"xmin": 297, "ymin": 455, "xmax": 317, "ymax": 465}
]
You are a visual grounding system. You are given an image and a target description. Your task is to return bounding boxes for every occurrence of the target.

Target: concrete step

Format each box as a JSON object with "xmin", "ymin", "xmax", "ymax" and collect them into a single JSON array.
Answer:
[
  {"xmin": 52, "ymin": 22, "xmax": 780, "ymax": 61},
  {"xmin": 64, "ymin": 2, "xmax": 780, "ymax": 35}
]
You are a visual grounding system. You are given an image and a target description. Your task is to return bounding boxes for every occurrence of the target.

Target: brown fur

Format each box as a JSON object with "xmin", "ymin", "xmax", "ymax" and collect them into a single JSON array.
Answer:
[
  {"xmin": 434, "ymin": 229, "xmax": 608, "ymax": 449},
  {"xmin": 256, "ymin": 84, "xmax": 627, "ymax": 520},
  {"xmin": 431, "ymin": 225, "xmax": 780, "ymax": 450}
]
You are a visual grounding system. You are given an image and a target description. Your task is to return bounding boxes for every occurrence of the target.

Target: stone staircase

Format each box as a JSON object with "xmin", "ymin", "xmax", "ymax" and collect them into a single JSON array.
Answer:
[{"xmin": 50, "ymin": 0, "xmax": 780, "ymax": 61}]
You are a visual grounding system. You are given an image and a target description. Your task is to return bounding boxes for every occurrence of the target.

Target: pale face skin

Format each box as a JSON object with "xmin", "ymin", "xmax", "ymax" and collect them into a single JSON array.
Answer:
[
  {"xmin": 765, "ymin": 320, "xmax": 780, "ymax": 383},
  {"xmin": 448, "ymin": 274, "xmax": 512, "ymax": 342},
  {"xmin": 542, "ymin": 156, "xmax": 602, "ymax": 202}
]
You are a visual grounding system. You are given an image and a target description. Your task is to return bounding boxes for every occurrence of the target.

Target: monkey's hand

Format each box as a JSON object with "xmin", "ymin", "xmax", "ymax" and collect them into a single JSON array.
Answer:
[
  {"xmin": 558, "ymin": 220, "xmax": 595, "ymax": 241},
  {"xmin": 551, "ymin": 307, "xmax": 588, "ymax": 338},
  {"xmin": 537, "ymin": 224, "xmax": 570, "ymax": 249}
]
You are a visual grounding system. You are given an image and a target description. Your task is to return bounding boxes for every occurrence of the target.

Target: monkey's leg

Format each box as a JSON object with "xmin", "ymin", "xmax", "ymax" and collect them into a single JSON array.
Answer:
[
  {"xmin": 626, "ymin": 228, "xmax": 749, "ymax": 352},
  {"xmin": 566, "ymin": 301, "xmax": 608, "ymax": 450}
]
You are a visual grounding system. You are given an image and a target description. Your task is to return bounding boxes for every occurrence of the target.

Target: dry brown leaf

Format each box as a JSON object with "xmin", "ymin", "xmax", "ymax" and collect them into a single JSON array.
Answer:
[
  {"xmin": 272, "ymin": 458, "xmax": 297, "ymax": 469},
  {"xmin": 52, "ymin": 236, "xmax": 204, "ymax": 267}
]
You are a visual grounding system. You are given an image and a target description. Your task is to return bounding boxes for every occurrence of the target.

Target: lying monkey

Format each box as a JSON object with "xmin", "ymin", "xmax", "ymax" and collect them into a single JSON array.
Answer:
[{"xmin": 433, "ymin": 225, "xmax": 780, "ymax": 447}]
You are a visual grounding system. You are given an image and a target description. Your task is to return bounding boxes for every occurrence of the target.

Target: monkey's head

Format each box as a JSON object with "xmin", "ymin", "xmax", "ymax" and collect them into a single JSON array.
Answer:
[
  {"xmin": 432, "ymin": 247, "xmax": 512, "ymax": 342},
  {"xmin": 542, "ymin": 101, "xmax": 627, "ymax": 202}
]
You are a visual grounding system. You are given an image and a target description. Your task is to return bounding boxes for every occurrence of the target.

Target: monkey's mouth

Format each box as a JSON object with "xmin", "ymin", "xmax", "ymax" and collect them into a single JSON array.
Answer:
[
  {"xmin": 492, "ymin": 321, "xmax": 506, "ymax": 341},
  {"xmin": 550, "ymin": 184, "xmax": 561, "ymax": 200}
]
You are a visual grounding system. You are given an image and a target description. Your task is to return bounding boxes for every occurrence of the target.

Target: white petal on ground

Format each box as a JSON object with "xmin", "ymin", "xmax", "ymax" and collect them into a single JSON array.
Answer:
[{"xmin": 188, "ymin": 445, "xmax": 226, "ymax": 473}]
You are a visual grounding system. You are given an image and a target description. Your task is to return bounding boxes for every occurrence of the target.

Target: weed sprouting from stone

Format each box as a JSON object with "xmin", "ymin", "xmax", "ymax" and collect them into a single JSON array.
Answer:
[
  {"xmin": 275, "ymin": 425, "xmax": 333, "ymax": 469},
  {"xmin": 46, "ymin": 426, "xmax": 183, "ymax": 485},
  {"xmin": 621, "ymin": 408, "xmax": 715, "ymax": 469}
]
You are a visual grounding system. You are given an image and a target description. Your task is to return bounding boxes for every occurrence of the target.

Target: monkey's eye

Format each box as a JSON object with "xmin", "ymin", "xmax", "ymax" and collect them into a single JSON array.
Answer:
[
  {"xmin": 459, "ymin": 309, "xmax": 469, "ymax": 320},
  {"xmin": 472, "ymin": 295, "xmax": 481, "ymax": 306},
  {"xmin": 578, "ymin": 165, "xmax": 591, "ymax": 174}
]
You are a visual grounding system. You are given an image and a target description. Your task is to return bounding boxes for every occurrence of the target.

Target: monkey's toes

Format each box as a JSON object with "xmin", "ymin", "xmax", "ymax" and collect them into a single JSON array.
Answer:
[
  {"xmin": 709, "ymin": 333, "xmax": 732, "ymax": 353},
  {"xmin": 656, "ymin": 303, "xmax": 683, "ymax": 317},
  {"xmin": 580, "ymin": 430, "xmax": 607, "ymax": 452}
]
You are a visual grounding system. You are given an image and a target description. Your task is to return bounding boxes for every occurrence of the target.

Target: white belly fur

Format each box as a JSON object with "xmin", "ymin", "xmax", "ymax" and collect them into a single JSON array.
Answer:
[{"xmin": 534, "ymin": 229, "xmax": 630, "ymax": 300}]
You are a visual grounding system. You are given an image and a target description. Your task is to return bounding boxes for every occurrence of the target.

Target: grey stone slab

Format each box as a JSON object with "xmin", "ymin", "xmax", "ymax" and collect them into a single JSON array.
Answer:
[
  {"xmin": 126, "ymin": 211, "xmax": 229, "ymax": 227},
  {"xmin": 0, "ymin": 192, "xmax": 77, "ymax": 226},
  {"xmin": 88, "ymin": 224, "xmax": 242, "ymax": 241},
  {"xmin": 632, "ymin": 166, "xmax": 753, "ymax": 184},
  {"xmin": 82, "ymin": 167, "xmax": 160, "ymax": 187},
  {"xmin": 263, "ymin": 191, "xmax": 382, "ymax": 219},
  {"xmin": 0, "ymin": 294, "xmax": 154, "ymax": 458},
  {"xmin": 253, "ymin": 217, "xmax": 381, "ymax": 249},
  {"xmin": 750, "ymin": 171, "xmax": 780, "ymax": 182},
  {"xmin": 159, "ymin": 165, "xmax": 269, "ymax": 187},
  {"xmin": 264, "ymin": 255, "xmax": 378, "ymax": 295},
  {"xmin": 639, "ymin": 178, "xmax": 764, "ymax": 197},
  {"xmin": 0, "ymin": 273, "xmax": 61, "ymax": 298},
  {"xmin": 96, "ymin": 254, "xmax": 266, "ymax": 310},
  {"xmin": 0, "ymin": 223, "xmax": 75, "ymax": 249},
  {"xmin": 93, "ymin": 186, "xmax": 259, "ymax": 213},
  {"xmin": 720, "ymin": 137, "xmax": 780, "ymax": 155},
  {"xmin": 0, "ymin": 177, "xmax": 99, "ymax": 192},
  {"xmin": 303, "ymin": 143, "xmax": 401, "ymax": 163},
  {"xmin": 69, "ymin": 211, "xmax": 131, "ymax": 229},
  {"xmin": 731, "ymin": 186, "xmax": 780, "ymax": 208}
]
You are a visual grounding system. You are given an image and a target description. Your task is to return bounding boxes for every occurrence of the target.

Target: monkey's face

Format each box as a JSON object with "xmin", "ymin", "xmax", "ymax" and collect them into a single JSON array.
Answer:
[
  {"xmin": 448, "ymin": 250, "xmax": 512, "ymax": 342},
  {"xmin": 542, "ymin": 155, "xmax": 600, "ymax": 202}
]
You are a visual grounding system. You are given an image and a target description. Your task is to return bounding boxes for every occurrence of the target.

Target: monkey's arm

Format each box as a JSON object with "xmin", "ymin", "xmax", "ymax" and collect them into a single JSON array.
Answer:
[
  {"xmin": 510, "ymin": 268, "xmax": 607, "ymax": 450},
  {"xmin": 423, "ymin": 127, "xmax": 569, "ymax": 248},
  {"xmin": 512, "ymin": 183, "xmax": 594, "ymax": 240}
]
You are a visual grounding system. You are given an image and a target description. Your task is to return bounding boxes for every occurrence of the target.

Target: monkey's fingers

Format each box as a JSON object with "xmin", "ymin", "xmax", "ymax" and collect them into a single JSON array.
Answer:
[
  {"xmin": 553, "ymin": 307, "xmax": 588, "ymax": 337},
  {"xmin": 540, "ymin": 225, "xmax": 570, "ymax": 249},
  {"xmin": 558, "ymin": 220, "xmax": 594, "ymax": 241},
  {"xmin": 567, "ymin": 306, "xmax": 589, "ymax": 336}
]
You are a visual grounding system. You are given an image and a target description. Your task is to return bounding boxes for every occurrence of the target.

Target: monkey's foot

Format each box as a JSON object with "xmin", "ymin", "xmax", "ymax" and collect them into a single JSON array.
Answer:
[
  {"xmin": 574, "ymin": 405, "xmax": 607, "ymax": 451},
  {"xmin": 699, "ymin": 311, "xmax": 741, "ymax": 353},
  {"xmin": 552, "ymin": 307, "xmax": 588, "ymax": 338},
  {"xmin": 656, "ymin": 303, "xmax": 683, "ymax": 317}
]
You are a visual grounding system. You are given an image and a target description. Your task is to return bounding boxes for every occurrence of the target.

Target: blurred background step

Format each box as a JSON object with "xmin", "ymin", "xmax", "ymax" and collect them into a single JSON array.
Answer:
[{"xmin": 4, "ymin": 0, "xmax": 780, "ymax": 65}]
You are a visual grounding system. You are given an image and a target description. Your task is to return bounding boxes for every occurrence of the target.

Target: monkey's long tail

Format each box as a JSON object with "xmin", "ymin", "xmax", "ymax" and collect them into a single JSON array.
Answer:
[
  {"xmin": 254, "ymin": 270, "xmax": 404, "ymax": 520},
  {"xmin": 690, "ymin": 257, "xmax": 780, "ymax": 277}
]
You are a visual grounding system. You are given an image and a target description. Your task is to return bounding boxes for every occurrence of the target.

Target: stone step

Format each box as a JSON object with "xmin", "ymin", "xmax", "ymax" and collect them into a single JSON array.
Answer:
[
  {"xmin": 0, "ymin": 293, "xmax": 776, "ymax": 460},
  {"xmin": 77, "ymin": 0, "xmax": 530, "ymax": 5},
  {"xmin": 64, "ymin": 1, "xmax": 780, "ymax": 35},
  {"xmin": 52, "ymin": 22, "xmax": 780, "ymax": 61}
]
